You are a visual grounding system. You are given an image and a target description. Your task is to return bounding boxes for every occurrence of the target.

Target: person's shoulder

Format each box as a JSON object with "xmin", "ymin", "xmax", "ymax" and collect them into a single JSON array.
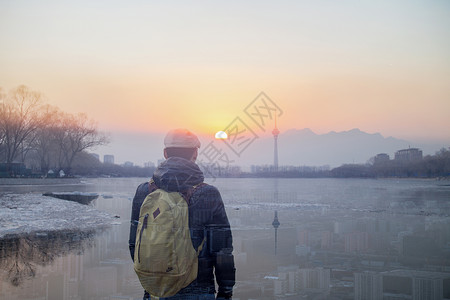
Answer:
[
  {"xmin": 134, "ymin": 181, "xmax": 151, "ymax": 198},
  {"xmin": 196, "ymin": 183, "xmax": 220, "ymax": 194},
  {"xmin": 137, "ymin": 181, "xmax": 150, "ymax": 192},
  {"xmin": 192, "ymin": 183, "xmax": 222, "ymax": 204}
]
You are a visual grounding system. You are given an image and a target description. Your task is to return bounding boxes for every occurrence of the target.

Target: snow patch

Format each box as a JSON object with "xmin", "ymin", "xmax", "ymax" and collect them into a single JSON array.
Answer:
[{"xmin": 0, "ymin": 193, "xmax": 116, "ymax": 238}]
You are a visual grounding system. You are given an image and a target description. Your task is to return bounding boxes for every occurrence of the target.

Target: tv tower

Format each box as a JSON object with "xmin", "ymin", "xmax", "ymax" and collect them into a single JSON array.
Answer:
[
  {"xmin": 272, "ymin": 210, "xmax": 280, "ymax": 255},
  {"xmin": 272, "ymin": 113, "xmax": 280, "ymax": 171}
]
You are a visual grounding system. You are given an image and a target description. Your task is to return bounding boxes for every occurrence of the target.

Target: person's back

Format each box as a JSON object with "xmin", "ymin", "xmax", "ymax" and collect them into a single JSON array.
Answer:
[{"xmin": 129, "ymin": 129, "xmax": 235, "ymax": 300}]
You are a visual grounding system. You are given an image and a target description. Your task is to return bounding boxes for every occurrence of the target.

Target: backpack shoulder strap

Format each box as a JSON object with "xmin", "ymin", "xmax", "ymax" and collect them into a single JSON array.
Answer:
[
  {"xmin": 148, "ymin": 178, "xmax": 158, "ymax": 194},
  {"xmin": 184, "ymin": 182, "xmax": 207, "ymax": 205}
]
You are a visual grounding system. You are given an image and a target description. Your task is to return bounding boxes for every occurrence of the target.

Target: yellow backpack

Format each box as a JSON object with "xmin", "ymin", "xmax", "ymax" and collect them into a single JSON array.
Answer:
[{"xmin": 134, "ymin": 184, "xmax": 204, "ymax": 298}]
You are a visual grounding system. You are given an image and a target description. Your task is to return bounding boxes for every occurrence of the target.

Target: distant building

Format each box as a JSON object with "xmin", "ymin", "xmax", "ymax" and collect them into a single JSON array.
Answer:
[
  {"xmin": 298, "ymin": 268, "xmax": 331, "ymax": 290},
  {"xmin": 344, "ymin": 232, "xmax": 369, "ymax": 253},
  {"xmin": 382, "ymin": 269, "xmax": 450, "ymax": 300},
  {"xmin": 334, "ymin": 220, "xmax": 358, "ymax": 234},
  {"xmin": 144, "ymin": 161, "xmax": 155, "ymax": 168},
  {"xmin": 297, "ymin": 230, "xmax": 309, "ymax": 246},
  {"xmin": 355, "ymin": 269, "xmax": 450, "ymax": 300},
  {"xmin": 104, "ymin": 155, "xmax": 115, "ymax": 164},
  {"xmin": 90, "ymin": 153, "xmax": 100, "ymax": 161},
  {"xmin": 395, "ymin": 148, "xmax": 423, "ymax": 161},
  {"xmin": 374, "ymin": 153, "xmax": 389, "ymax": 164},
  {"xmin": 123, "ymin": 161, "xmax": 134, "ymax": 167},
  {"xmin": 321, "ymin": 231, "xmax": 333, "ymax": 249},
  {"xmin": 274, "ymin": 271, "xmax": 290, "ymax": 295},
  {"xmin": 274, "ymin": 266, "xmax": 330, "ymax": 296},
  {"xmin": 354, "ymin": 272, "xmax": 383, "ymax": 300}
]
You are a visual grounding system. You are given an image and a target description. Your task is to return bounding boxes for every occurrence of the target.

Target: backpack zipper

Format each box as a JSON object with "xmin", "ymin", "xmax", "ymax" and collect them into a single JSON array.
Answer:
[{"xmin": 138, "ymin": 213, "xmax": 149, "ymax": 263}]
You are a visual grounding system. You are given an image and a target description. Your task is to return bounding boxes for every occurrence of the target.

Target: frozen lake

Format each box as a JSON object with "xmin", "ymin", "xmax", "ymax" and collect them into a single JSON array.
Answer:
[{"xmin": 1, "ymin": 177, "xmax": 449, "ymax": 300}]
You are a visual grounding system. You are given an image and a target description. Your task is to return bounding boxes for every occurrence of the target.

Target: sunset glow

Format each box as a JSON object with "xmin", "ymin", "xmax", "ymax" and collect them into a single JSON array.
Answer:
[{"xmin": 1, "ymin": 1, "xmax": 449, "ymax": 164}]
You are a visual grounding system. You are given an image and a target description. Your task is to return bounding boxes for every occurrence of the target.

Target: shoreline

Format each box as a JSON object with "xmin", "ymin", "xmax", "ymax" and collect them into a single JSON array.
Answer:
[{"xmin": 0, "ymin": 178, "xmax": 83, "ymax": 185}]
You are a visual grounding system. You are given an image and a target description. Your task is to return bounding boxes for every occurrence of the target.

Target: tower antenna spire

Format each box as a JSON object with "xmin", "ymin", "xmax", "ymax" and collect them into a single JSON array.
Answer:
[
  {"xmin": 275, "ymin": 112, "xmax": 278, "ymax": 129},
  {"xmin": 272, "ymin": 112, "xmax": 280, "ymax": 171}
]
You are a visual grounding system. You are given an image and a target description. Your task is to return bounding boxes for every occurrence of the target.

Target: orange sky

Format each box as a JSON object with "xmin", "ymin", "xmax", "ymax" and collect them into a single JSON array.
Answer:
[{"xmin": 1, "ymin": 1, "xmax": 449, "ymax": 144}]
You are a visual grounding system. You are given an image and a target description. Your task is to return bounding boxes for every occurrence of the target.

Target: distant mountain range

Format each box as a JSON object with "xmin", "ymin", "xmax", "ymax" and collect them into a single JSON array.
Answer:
[
  {"xmin": 100, "ymin": 128, "xmax": 447, "ymax": 168},
  {"xmin": 236, "ymin": 128, "xmax": 447, "ymax": 168}
]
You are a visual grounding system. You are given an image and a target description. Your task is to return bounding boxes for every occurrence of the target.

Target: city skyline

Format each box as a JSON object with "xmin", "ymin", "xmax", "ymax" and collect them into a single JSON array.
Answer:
[{"xmin": 94, "ymin": 127, "xmax": 445, "ymax": 168}]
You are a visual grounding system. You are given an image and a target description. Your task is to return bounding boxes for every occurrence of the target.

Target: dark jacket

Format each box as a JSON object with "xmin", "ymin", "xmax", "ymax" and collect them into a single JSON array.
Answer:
[{"xmin": 129, "ymin": 157, "xmax": 235, "ymax": 298}]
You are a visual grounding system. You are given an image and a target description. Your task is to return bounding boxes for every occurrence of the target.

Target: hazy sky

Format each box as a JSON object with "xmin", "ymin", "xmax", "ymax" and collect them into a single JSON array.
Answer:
[{"xmin": 1, "ymin": 1, "xmax": 449, "ymax": 164}]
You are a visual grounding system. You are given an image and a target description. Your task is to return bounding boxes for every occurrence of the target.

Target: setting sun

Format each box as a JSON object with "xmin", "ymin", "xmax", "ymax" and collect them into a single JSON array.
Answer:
[{"xmin": 215, "ymin": 131, "xmax": 228, "ymax": 140}]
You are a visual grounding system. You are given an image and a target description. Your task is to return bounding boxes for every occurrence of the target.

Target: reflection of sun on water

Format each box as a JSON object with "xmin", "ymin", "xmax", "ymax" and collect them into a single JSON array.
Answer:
[{"xmin": 215, "ymin": 131, "xmax": 227, "ymax": 140}]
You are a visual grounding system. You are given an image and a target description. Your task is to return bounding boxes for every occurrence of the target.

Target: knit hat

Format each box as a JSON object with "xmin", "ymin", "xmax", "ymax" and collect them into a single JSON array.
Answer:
[{"xmin": 164, "ymin": 128, "xmax": 201, "ymax": 148}]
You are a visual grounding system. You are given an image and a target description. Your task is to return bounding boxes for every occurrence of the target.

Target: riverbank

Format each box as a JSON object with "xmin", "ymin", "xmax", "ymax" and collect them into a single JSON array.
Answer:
[
  {"xmin": 0, "ymin": 178, "xmax": 83, "ymax": 185},
  {"xmin": 0, "ymin": 193, "xmax": 117, "ymax": 239}
]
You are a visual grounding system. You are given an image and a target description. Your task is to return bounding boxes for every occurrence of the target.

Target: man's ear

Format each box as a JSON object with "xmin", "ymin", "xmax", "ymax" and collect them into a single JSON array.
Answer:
[
  {"xmin": 191, "ymin": 148, "xmax": 198, "ymax": 162},
  {"xmin": 163, "ymin": 149, "xmax": 168, "ymax": 159}
]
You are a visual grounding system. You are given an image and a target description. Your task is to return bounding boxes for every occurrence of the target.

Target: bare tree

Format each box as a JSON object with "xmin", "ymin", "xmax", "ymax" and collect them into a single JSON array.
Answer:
[
  {"xmin": 0, "ymin": 88, "xmax": 6, "ymax": 159},
  {"xmin": 29, "ymin": 105, "xmax": 62, "ymax": 173},
  {"xmin": 55, "ymin": 112, "xmax": 109, "ymax": 174},
  {"xmin": 0, "ymin": 85, "xmax": 44, "ymax": 164},
  {"xmin": 0, "ymin": 85, "xmax": 110, "ymax": 176}
]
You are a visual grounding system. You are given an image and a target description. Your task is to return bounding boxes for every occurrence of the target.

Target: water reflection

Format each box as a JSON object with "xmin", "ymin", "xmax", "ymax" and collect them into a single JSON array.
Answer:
[
  {"xmin": 1, "ymin": 178, "xmax": 450, "ymax": 299},
  {"xmin": 229, "ymin": 209, "xmax": 450, "ymax": 299},
  {"xmin": 272, "ymin": 211, "xmax": 280, "ymax": 255},
  {"xmin": 0, "ymin": 230, "xmax": 95, "ymax": 287},
  {"xmin": 219, "ymin": 179, "xmax": 450, "ymax": 299}
]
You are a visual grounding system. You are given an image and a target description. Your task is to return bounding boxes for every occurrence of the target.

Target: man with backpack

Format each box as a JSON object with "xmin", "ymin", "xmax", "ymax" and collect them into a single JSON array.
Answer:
[{"xmin": 129, "ymin": 129, "xmax": 235, "ymax": 300}]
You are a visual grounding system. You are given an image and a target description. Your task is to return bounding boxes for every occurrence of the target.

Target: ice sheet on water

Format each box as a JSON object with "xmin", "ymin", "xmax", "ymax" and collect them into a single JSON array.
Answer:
[
  {"xmin": 228, "ymin": 202, "xmax": 331, "ymax": 211},
  {"xmin": 0, "ymin": 193, "xmax": 116, "ymax": 238}
]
